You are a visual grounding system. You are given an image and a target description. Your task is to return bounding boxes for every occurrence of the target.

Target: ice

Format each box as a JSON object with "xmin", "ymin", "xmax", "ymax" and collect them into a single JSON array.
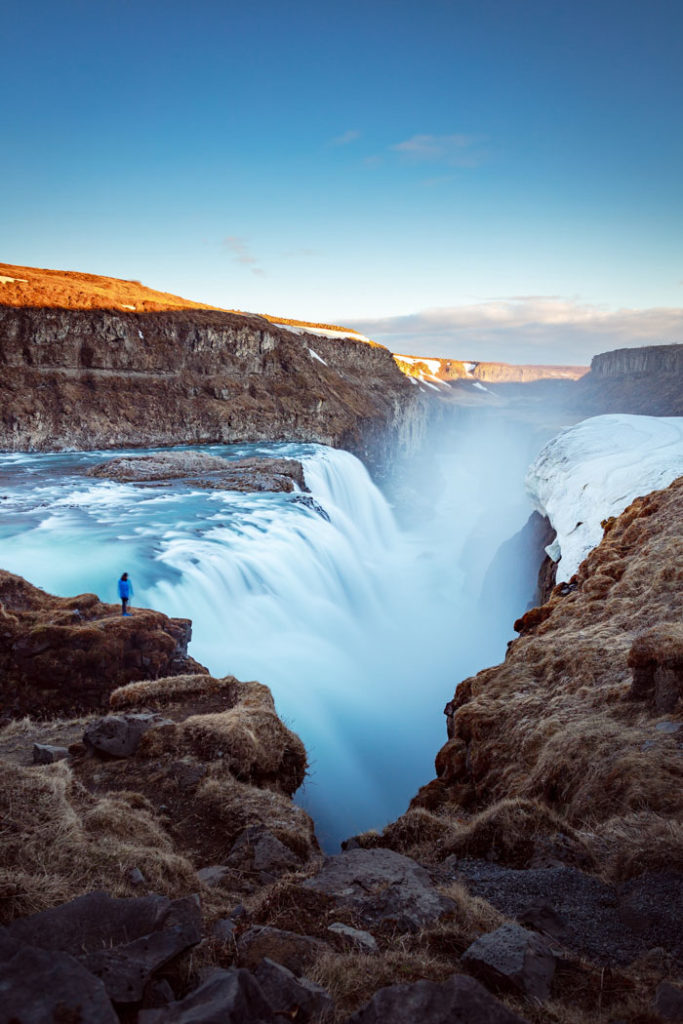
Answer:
[
  {"xmin": 274, "ymin": 323, "xmax": 371, "ymax": 342},
  {"xmin": 308, "ymin": 348, "xmax": 328, "ymax": 365},
  {"xmin": 526, "ymin": 414, "xmax": 683, "ymax": 581}
]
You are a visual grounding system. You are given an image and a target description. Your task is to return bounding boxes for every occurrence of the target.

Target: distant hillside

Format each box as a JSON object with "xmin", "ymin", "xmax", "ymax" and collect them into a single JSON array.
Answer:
[
  {"xmin": 574, "ymin": 343, "xmax": 683, "ymax": 416},
  {"xmin": 395, "ymin": 353, "xmax": 588, "ymax": 387},
  {"xmin": 0, "ymin": 262, "xmax": 370, "ymax": 343}
]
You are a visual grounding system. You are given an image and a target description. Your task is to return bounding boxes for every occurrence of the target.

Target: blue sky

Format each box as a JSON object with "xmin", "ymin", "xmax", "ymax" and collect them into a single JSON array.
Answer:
[{"xmin": 3, "ymin": 0, "xmax": 682, "ymax": 362}]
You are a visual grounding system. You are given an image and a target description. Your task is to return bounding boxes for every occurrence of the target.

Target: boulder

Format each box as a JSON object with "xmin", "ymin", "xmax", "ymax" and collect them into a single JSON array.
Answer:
[
  {"xmin": 654, "ymin": 981, "xmax": 683, "ymax": 1021},
  {"xmin": 32, "ymin": 743, "xmax": 69, "ymax": 764},
  {"xmin": 197, "ymin": 865, "xmax": 234, "ymax": 888},
  {"xmin": 462, "ymin": 923, "xmax": 557, "ymax": 1001},
  {"xmin": 347, "ymin": 972, "xmax": 529, "ymax": 1024},
  {"xmin": 138, "ymin": 967, "xmax": 276, "ymax": 1023},
  {"xmin": 7, "ymin": 891, "xmax": 201, "ymax": 957},
  {"xmin": 327, "ymin": 922, "xmax": 378, "ymax": 952},
  {"xmin": 303, "ymin": 848, "xmax": 456, "ymax": 932},
  {"xmin": 254, "ymin": 957, "xmax": 333, "ymax": 1021},
  {"xmin": 237, "ymin": 926, "xmax": 328, "ymax": 975},
  {"xmin": 0, "ymin": 932, "xmax": 118, "ymax": 1024},
  {"xmin": 83, "ymin": 712, "xmax": 172, "ymax": 757},
  {"xmin": 228, "ymin": 825, "xmax": 302, "ymax": 882},
  {"xmin": 86, "ymin": 452, "xmax": 309, "ymax": 494}
]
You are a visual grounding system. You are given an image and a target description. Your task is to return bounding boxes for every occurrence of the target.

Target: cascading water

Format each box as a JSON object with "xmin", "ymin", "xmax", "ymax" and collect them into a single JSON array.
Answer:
[{"xmin": 0, "ymin": 425, "xmax": 541, "ymax": 848}]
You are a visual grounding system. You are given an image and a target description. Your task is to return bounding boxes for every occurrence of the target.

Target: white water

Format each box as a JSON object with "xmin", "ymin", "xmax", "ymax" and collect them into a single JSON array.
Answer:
[{"xmin": 0, "ymin": 429, "xmax": 541, "ymax": 848}]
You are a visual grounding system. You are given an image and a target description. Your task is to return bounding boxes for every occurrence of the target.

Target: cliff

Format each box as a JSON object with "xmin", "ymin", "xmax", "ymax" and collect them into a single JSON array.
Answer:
[
  {"xmin": 574, "ymin": 343, "xmax": 683, "ymax": 416},
  {"xmin": 0, "ymin": 570, "xmax": 206, "ymax": 718},
  {"xmin": 395, "ymin": 354, "xmax": 588, "ymax": 385},
  {"xmin": 0, "ymin": 263, "xmax": 427, "ymax": 471}
]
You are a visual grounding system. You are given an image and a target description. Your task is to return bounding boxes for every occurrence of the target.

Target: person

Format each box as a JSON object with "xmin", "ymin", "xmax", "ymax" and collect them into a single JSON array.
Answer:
[{"xmin": 118, "ymin": 572, "xmax": 134, "ymax": 616}]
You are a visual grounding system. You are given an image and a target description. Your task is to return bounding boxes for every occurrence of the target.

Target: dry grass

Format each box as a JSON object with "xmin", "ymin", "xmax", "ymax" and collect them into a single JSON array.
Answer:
[
  {"xmin": 110, "ymin": 673, "xmax": 241, "ymax": 709},
  {"xmin": 0, "ymin": 760, "xmax": 196, "ymax": 923},
  {"xmin": 586, "ymin": 812, "xmax": 683, "ymax": 881}
]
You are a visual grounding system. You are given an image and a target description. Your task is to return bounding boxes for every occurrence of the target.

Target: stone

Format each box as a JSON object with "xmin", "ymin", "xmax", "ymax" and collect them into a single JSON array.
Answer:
[
  {"xmin": 127, "ymin": 866, "xmax": 147, "ymax": 886},
  {"xmin": 143, "ymin": 978, "xmax": 176, "ymax": 1008},
  {"xmin": 212, "ymin": 918, "xmax": 238, "ymax": 942},
  {"xmin": 228, "ymin": 826, "xmax": 302, "ymax": 882},
  {"xmin": 32, "ymin": 742, "xmax": 69, "ymax": 764},
  {"xmin": 237, "ymin": 926, "xmax": 328, "ymax": 975},
  {"xmin": 80, "ymin": 917, "xmax": 203, "ymax": 1003},
  {"xmin": 83, "ymin": 712, "xmax": 171, "ymax": 758},
  {"xmin": 0, "ymin": 933, "xmax": 118, "ymax": 1023},
  {"xmin": 654, "ymin": 981, "xmax": 683, "ymax": 1021},
  {"xmin": 198, "ymin": 865, "xmax": 234, "ymax": 887},
  {"xmin": 254, "ymin": 957, "xmax": 333, "ymax": 1021},
  {"xmin": 327, "ymin": 922, "xmax": 378, "ymax": 952},
  {"xmin": 462, "ymin": 923, "xmax": 557, "ymax": 1001},
  {"xmin": 655, "ymin": 721, "xmax": 681, "ymax": 733},
  {"xmin": 516, "ymin": 901, "xmax": 568, "ymax": 942},
  {"xmin": 7, "ymin": 891, "xmax": 201, "ymax": 957},
  {"xmin": 138, "ymin": 967, "xmax": 277, "ymax": 1023},
  {"xmin": 302, "ymin": 848, "xmax": 456, "ymax": 932},
  {"xmin": 347, "ymin": 972, "xmax": 529, "ymax": 1024},
  {"xmin": 617, "ymin": 871, "xmax": 683, "ymax": 952}
]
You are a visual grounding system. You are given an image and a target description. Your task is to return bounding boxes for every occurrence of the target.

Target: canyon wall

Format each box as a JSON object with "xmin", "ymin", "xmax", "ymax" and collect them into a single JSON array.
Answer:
[
  {"xmin": 0, "ymin": 305, "xmax": 428, "ymax": 471},
  {"xmin": 574, "ymin": 343, "xmax": 683, "ymax": 416}
]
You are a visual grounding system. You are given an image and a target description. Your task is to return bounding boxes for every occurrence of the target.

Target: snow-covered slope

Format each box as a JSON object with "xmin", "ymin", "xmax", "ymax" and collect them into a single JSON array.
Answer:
[{"xmin": 526, "ymin": 414, "xmax": 683, "ymax": 581}]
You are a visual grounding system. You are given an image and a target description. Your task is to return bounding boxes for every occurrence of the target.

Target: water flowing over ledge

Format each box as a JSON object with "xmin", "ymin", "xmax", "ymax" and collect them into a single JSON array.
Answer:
[{"xmin": 0, "ymin": 433, "xmax": 536, "ymax": 847}]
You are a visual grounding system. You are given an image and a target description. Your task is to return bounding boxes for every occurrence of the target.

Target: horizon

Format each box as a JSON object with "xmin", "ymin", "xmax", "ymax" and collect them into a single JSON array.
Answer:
[{"xmin": 3, "ymin": 0, "xmax": 682, "ymax": 365}]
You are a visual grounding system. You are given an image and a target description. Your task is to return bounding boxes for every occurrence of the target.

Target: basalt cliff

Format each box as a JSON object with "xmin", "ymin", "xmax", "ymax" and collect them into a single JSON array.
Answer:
[{"xmin": 0, "ymin": 264, "xmax": 427, "ymax": 472}]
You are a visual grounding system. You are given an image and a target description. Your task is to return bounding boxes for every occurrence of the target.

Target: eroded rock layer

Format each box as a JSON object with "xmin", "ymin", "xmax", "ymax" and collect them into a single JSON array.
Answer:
[{"xmin": 0, "ymin": 304, "xmax": 426, "ymax": 471}]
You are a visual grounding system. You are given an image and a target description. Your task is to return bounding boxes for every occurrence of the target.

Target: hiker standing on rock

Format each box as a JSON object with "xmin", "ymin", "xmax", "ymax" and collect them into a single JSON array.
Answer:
[{"xmin": 118, "ymin": 572, "xmax": 134, "ymax": 617}]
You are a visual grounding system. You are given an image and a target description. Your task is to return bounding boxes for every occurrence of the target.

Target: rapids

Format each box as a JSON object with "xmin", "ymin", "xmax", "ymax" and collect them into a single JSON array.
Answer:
[{"xmin": 0, "ymin": 424, "xmax": 542, "ymax": 848}]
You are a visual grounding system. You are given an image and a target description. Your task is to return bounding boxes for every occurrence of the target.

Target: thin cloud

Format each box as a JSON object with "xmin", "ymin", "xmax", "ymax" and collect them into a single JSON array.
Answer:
[
  {"xmin": 330, "ymin": 129, "xmax": 360, "ymax": 146},
  {"xmin": 391, "ymin": 133, "xmax": 484, "ymax": 167},
  {"xmin": 223, "ymin": 236, "xmax": 265, "ymax": 277},
  {"xmin": 343, "ymin": 299, "xmax": 683, "ymax": 365}
]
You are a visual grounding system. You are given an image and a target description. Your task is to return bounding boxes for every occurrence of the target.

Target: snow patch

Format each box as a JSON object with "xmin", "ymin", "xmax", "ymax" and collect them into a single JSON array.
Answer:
[
  {"xmin": 275, "ymin": 323, "xmax": 371, "ymax": 342},
  {"xmin": 308, "ymin": 348, "xmax": 328, "ymax": 366},
  {"xmin": 138, "ymin": 330, "xmax": 144, "ymax": 340},
  {"xmin": 472, "ymin": 381, "xmax": 490, "ymax": 392},
  {"xmin": 122, "ymin": 304, "xmax": 136, "ymax": 311},
  {"xmin": 0, "ymin": 276, "xmax": 28, "ymax": 284},
  {"xmin": 526, "ymin": 414, "xmax": 683, "ymax": 581}
]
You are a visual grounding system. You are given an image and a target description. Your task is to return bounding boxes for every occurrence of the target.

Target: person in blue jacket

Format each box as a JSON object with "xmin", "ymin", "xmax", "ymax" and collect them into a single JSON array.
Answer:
[{"xmin": 118, "ymin": 572, "xmax": 134, "ymax": 616}]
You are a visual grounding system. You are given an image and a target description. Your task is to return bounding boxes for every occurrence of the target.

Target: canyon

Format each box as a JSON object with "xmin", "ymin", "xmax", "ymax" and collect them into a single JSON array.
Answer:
[{"xmin": 1, "ymin": 264, "xmax": 682, "ymax": 1023}]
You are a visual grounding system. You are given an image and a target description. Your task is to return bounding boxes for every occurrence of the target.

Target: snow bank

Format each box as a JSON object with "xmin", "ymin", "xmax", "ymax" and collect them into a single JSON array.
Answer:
[
  {"xmin": 274, "ymin": 323, "xmax": 371, "ymax": 343},
  {"xmin": 526, "ymin": 414, "xmax": 683, "ymax": 581}
]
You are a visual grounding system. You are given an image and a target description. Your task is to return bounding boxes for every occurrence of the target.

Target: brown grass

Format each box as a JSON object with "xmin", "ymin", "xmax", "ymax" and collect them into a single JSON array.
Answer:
[
  {"xmin": 0, "ymin": 761, "xmax": 196, "ymax": 922},
  {"xmin": 110, "ymin": 673, "xmax": 244, "ymax": 709}
]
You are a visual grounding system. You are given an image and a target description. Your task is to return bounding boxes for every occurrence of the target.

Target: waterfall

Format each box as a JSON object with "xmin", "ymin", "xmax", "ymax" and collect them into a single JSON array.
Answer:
[{"xmin": 0, "ymin": 430, "xmax": 539, "ymax": 849}]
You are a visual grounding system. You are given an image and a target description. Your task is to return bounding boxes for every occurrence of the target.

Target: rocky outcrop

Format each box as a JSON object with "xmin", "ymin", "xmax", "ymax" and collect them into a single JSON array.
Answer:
[
  {"xmin": 86, "ymin": 451, "xmax": 308, "ymax": 492},
  {"xmin": 0, "ymin": 303, "xmax": 427, "ymax": 472},
  {"xmin": 0, "ymin": 570, "xmax": 204, "ymax": 717}
]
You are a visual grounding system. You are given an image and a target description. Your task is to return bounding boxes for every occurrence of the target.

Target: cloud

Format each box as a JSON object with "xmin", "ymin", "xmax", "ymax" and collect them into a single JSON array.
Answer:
[
  {"xmin": 330, "ymin": 130, "xmax": 360, "ymax": 146},
  {"xmin": 391, "ymin": 133, "xmax": 484, "ymax": 167},
  {"xmin": 342, "ymin": 299, "xmax": 683, "ymax": 365},
  {"xmin": 223, "ymin": 236, "xmax": 264, "ymax": 276}
]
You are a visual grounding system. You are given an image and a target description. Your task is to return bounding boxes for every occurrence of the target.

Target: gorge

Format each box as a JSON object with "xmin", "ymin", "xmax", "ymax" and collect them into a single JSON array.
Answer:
[{"xmin": 1, "ymin": 265, "xmax": 681, "ymax": 1024}]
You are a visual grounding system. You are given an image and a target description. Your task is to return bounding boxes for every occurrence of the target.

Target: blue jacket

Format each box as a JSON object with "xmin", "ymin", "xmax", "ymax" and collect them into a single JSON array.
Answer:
[{"xmin": 118, "ymin": 578, "xmax": 133, "ymax": 599}]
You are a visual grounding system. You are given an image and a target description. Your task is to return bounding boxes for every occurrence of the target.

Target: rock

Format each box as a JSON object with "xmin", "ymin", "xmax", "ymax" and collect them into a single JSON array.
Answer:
[
  {"xmin": 461, "ymin": 923, "xmax": 557, "ymax": 1001},
  {"xmin": 83, "ymin": 712, "xmax": 171, "ymax": 758},
  {"xmin": 327, "ymin": 922, "xmax": 378, "ymax": 952},
  {"xmin": 143, "ymin": 978, "xmax": 176, "ymax": 1008},
  {"xmin": 126, "ymin": 866, "xmax": 147, "ymax": 886},
  {"xmin": 212, "ymin": 918, "xmax": 238, "ymax": 942},
  {"xmin": 0, "ymin": 932, "xmax": 118, "ymax": 1023},
  {"xmin": 0, "ymin": 569, "xmax": 206, "ymax": 717},
  {"xmin": 654, "ymin": 981, "xmax": 683, "ymax": 1021},
  {"xmin": 347, "ymin": 972, "xmax": 529, "ymax": 1024},
  {"xmin": 617, "ymin": 871, "xmax": 683, "ymax": 950},
  {"xmin": 228, "ymin": 825, "xmax": 302, "ymax": 882},
  {"xmin": 7, "ymin": 891, "xmax": 201, "ymax": 957},
  {"xmin": 198, "ymin": 865, "xmax": 234, "ymax": 888},
  {"xmin": 87, "ymin": 452, "xmax": 309, "ymax": 494},
  {"xmin": 655, "ymin": 721, "xmax": 682, "ymax": 733},
  {"xmin": 32, "ymin": 742, "xmax": 69, "ymax": 764},
  {"xmin": 237, "ymin": 926, "xmax": 328, "ymax": 975},
  {"xmin": 516, "ymin": 901, "xmax": 568, "ymax": 942},
  {"xmin": 254, "ymin": 957, "xmax": 333, "ymax": 1021},
  {"xmin": 138, "ymin": 967, "xmax": 277, "ymax": 1023},
  {"xmin": 80, "ymin": 917, "xmax": 202, "ymax": 1003},
  {"xmin": 628, "ymin": 624, "xmax": 683, "ymax": 712},
  {"xmin": 303, "ymin": 848, "xmax": 456, "ymax": 932}
]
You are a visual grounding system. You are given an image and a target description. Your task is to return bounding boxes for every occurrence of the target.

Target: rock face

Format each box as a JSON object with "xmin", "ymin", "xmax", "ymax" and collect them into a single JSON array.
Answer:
[
  {"xmin": 0, "ymin": 302, "xmax": 427, "ymax": 473},
  {"xmin": 575, "ymin": 343, "xmax": 683, "ymax": 415},
  {"xmin": 347, "ymin": 973, "xmax": 530, "ymax": 1024},
  {"xmin": 0, "ymin": 570, "xmax": 204, "ymax": 716},
  {"xmin": 86, "ymin": 451, "xmax": 309, "ymax": 492}
]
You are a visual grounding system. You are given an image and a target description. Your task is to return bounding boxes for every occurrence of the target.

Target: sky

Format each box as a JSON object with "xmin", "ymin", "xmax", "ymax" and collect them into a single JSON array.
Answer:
[{"xmin": 2, "ymin": 0, "xmax": 682, "ymax": 363}]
